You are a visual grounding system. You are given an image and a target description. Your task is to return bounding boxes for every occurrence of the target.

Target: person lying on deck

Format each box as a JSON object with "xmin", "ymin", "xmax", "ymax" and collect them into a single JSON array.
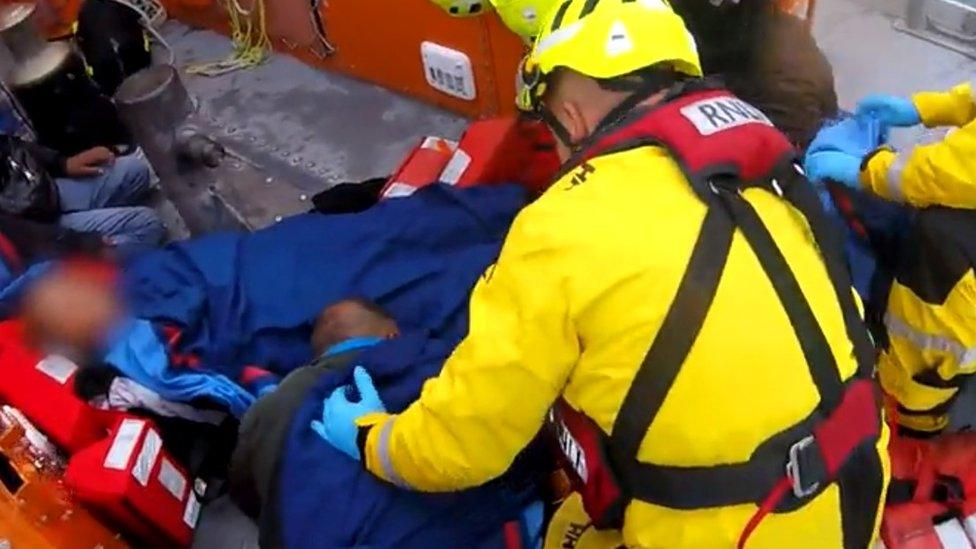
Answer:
[
  {"xmin": 229, "ymin": 298, "xmax": 542, "ymax": 548},
  {"xmin": 231, "ymin": 298, "xmax": 401, "ymax": 522}
]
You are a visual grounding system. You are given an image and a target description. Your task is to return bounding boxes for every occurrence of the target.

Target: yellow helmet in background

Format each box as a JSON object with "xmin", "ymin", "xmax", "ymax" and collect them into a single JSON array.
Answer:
[
  {"xmin": 430, "ymin": 0, "xmax": 493, "ymax": 17},
  {"xmin": 493, "ymin": 0, "xmax": 562, "ymax": 39},
  {"xmin": 517, "ymin": 0, "xmax": 703, "ymax": 111},
  {"xmin": 431, "ymin": 0, "xmax": 561, "ymax": 39}
]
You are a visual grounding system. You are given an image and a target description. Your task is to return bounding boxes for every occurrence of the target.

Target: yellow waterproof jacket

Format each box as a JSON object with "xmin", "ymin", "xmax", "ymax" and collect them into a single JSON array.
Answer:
[
  {"xmin": 360, "ymin": 143, "xmax": 889, "ymax": 548},
  {"xmin": 855, "ymin": 81, "xmax": 976, "ymax": 434},
  {"xmin": 878, "ymin": 207, "xmax": 976, "ymax": 434},
  {"xmin": 861, "ymin": 80, "xmax": 976, "ymax": 208}
]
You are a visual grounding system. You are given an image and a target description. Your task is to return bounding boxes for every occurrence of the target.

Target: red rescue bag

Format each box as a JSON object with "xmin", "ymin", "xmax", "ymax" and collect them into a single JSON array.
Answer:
[
  {"xmin": 0, "ymin": 320, "xmax": 114, "ymax": 453},
  {"xmin": 65, "ymin": 416, "xmax": 200, "ymax": 547},
  {"xmin": 882, "ymin": 433, "xmax": 976, "ymax": 548}
]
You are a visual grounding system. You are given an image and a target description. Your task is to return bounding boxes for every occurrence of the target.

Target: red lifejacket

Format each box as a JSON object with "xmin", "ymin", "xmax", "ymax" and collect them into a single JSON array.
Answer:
[
  {"xmin": 881, "ymin": 433, "xmax": 976, "ymax": 548},
  {"xmin": 380, "ymin": 116, "xmax": 560, "ymax": 200},
  {"xmin": 546, "ymin": 83, "xmax": 883, "ymax": 547},
  {"xmin": 0, "ymin": 320, "xmax": 115, "ymax": 453},
  {"xmin": 65, "ymin": 416, "xmax": 199, "ymax": 548}
]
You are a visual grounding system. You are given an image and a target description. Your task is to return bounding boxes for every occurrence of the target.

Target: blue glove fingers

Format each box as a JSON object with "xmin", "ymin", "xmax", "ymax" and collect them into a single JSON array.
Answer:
[
  {"xmin": 855, "ymin": 94, "xmax": 920, "ymax": 128},
  {"xmin": 805, "ymin": 151, "xmax": 861, "ymax": 188},
  {"xmin": 855, "ymin": 94, "xmax": 894, "ymax": 116},
  {"xmin": 352, "ymin": 366, "xmax": 385, "ymax": 411}
]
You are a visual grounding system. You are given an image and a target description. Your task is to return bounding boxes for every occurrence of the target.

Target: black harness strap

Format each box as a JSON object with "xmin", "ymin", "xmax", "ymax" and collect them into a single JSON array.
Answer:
[
  {"xmin": 715, "ymin": 185, "xmax": 844, "ymax": 410},
  {"xmin": 609, "ymin": 202, "xmax": 735, "ymax": 460},
  {"xmin": 607, "ymin": 166, "xmax": 878, "ymax": 512},
  {"xmin": 773, "ymin": 166, "xmax": 877, "ymax": 378}
]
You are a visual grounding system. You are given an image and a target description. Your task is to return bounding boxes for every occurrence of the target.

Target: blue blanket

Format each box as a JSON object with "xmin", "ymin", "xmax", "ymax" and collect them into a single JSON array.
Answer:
[
  {"xmin": 122, "ymin": 184, "xmax": 527, "ymax": 379},
  {"xmin": 275, "ymin": 331, "xmax": 544, "ymax": 549}
]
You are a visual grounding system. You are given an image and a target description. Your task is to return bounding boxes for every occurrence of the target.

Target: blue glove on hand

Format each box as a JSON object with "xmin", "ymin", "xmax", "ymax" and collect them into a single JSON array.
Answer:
[
  {"xmin": 311, "ymin": 366, "xmax": 387, "ymax": 461},
  {"xmin": 804, "ymin": 151, "xmax": 863, "ymax": 189},
  {"xmin": 856, "ymin": 94, "xmax": 921, "ymax": 129}
]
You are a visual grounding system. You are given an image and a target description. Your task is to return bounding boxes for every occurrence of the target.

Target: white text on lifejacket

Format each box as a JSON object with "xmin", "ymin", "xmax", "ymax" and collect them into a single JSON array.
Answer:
[
  {"xmin": 551, "ymin": 411, "xmax": 589, "ymax": 483},
  {"xmin": 680, "ymin": 97, "xmax": 773, "ymax": 136}
]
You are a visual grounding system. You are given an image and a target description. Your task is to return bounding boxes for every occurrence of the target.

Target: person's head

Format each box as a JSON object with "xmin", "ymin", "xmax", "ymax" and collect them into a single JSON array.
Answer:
[
  {"xmin": 429, "ymin": 0, "xmax": 561, "ymax": 41},
  {"xmin": 517, "ymin": 0, "xmax": 703, "ymax": 161},
  {"xmin": 21, "ymin": 262, "xmax": 121, "ymax": 363},
  {"xmin": 311, "ymin": 298, "xmax": 399, "ymax": 357}
]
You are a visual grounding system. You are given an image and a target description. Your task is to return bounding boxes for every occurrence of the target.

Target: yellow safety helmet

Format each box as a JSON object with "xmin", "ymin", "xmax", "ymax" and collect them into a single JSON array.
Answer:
[
  {"xmin": 517, "ymin": 0, "xmax": 703, "ymax": 112},
  {"xmin": 430, "ymin": 0, "xmax": 492, "ymax": 17},
  {"xmin": 493, "ymin": 0, "xmax": 562, "ymax": 39},
  {"xmin": 431, "ymin": 0, "xmax": 561, "ymax": 39}
]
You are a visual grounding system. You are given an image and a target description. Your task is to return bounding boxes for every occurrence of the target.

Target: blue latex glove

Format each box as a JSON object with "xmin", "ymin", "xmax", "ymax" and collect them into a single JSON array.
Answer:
[
  {"xmin": 807, "ymin": 115, "xmax": 885, "ymax": 158},
  {"xmin": 804, "ymin": 151, "xmax": 862, "ymax": 189},
  {"xmin": 311, "ymin": 366, "xmax": 387, "ymax": 460},
  {"xmin": 856, "ymin": 94, "xmax": 921, "ymax": 129}
]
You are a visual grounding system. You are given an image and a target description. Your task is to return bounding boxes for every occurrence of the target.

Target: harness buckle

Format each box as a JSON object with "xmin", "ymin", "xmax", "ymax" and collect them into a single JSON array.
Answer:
[{"xmin": 786, "ymin": 435, "xmax": 822, "ymax": 498}]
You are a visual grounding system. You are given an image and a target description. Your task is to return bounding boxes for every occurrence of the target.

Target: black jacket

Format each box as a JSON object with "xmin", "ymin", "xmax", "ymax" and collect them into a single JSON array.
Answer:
[
  {"xmin": 0, "ymin": 135, "xmax": 65, "ymax": 221},
  {"xmin": 673, "ymin": 3, "xmax": 838, "ymax": 148}
]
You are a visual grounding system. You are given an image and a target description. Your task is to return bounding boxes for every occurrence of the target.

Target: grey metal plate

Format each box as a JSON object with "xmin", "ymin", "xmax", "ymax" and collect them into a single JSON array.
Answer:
[{"xmin": 159, "ymin": 22, "xmax": 468, "ymax": 230}]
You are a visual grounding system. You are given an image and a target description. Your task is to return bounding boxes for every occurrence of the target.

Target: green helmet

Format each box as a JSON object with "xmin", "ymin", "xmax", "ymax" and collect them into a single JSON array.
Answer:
[{"xmin": 431, "ymin": 0, "xmax": 560, "ymax": 39}]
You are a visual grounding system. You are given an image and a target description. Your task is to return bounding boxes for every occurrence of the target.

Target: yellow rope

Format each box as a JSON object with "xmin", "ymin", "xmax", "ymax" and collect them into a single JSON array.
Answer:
[{"xmin": 186, "ymin": 0, "xmax": 271, "ymax": 77}]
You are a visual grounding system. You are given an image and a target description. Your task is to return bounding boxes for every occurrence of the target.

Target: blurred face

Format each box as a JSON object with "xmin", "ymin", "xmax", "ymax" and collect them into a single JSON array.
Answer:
[{"xmin": 21, "ymin": 269, "xmax": 121, "ymax": 363}]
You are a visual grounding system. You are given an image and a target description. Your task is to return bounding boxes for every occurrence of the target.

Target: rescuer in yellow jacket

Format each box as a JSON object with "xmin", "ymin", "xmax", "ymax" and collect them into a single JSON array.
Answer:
[
  {"xmin": 806, "ymin": 82, "xmax": 976, "ymax": 435},
  {"xmin": 807, "ymin": 81, "xmax": 976, "ymax": 209},
  {"xmin": 313, "ymin": 2, "xmax": 890, "ymax": 547},
  {"xmin": 880, "ymin": 206, "xmax": 976, "ymax": 435}
]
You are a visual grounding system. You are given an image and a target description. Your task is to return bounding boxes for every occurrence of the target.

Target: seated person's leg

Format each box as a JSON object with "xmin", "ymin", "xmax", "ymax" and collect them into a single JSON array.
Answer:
[
  {"xmin": 58, "ymin": 206, "xmax": 164, "ymax": 253},
  {"xmin": 56, "ymin": 154, "xmax": 153, "ymax": 212},
  {"xmin": 879, "ymin": 207, "xmax": 976, "ymax": 435}
]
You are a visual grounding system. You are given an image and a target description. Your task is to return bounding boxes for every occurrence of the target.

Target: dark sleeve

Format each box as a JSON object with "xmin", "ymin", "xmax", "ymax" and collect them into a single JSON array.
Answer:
[
  {"xmin": 0, "ymin": 214, "xmax": 104, "ymax": 263},
  {"xmin": 22, "ymin": 140, "xmax": 67, "ymax": 178},
  {"xmin": 310, "ymin": 177, "xmax": 386, "ymax": 214}
]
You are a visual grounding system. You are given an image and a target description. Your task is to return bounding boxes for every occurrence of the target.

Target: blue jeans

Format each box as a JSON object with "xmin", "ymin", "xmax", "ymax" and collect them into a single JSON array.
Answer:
[{"xmin": 56, "ymin": 154, "xmax": 165, "ymax": 252}]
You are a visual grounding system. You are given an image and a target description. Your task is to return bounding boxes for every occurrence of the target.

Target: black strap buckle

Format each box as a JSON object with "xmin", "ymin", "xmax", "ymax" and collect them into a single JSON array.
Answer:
[{"xmin": 786, "ymin": 435, "xmax": 825, "ymax": 498}]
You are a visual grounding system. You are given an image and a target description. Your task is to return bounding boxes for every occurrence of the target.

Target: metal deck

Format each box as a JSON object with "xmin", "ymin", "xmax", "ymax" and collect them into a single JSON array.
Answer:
[{"xmin": 158, "ymin": 21, "xmax": 468, "ymax": 230}]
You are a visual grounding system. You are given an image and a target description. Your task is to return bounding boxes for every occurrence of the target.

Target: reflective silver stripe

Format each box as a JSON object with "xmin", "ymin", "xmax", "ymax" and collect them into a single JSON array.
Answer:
[
  {"xmin": 885, "ymin": 312, "xmax": 976, "ymax": 368},
  {"xmin": 376, "ymin": 420, "xmax": 410, "ymax": 488},
  {"xmin": 534, "ymin": 21, "xmax": 583, "ymax": 58},
  {"xmin": 886, "ymin": 153, "xmax": 907, "ymax": 202}
]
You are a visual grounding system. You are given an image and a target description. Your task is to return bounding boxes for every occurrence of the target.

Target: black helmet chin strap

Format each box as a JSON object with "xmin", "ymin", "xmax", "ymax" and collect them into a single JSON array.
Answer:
[
  {"xmin": 538, "ymin": 107, "xmax": 577, "ymax": 151},
  {"xmin": 537, "ymin": 81, "xmax": 662, "ymax": 153},
  {"xmin": 537, "ymin": 73, "xmax": 699, "ymax": 157}
]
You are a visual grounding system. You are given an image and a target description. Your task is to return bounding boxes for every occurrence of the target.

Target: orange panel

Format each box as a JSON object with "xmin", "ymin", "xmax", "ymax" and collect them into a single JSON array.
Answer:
[
  {"xmin": 162, "ymin": 0, "xmax": 525, "ymax": 119},
  {"xmin": 0, "ymin": 0, "xmax": 82, "ymax": 38}
]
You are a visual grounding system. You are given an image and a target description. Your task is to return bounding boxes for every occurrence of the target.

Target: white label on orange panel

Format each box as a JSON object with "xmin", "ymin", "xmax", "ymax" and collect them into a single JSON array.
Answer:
[
  {"xmin": 131, "ymin": 428, "xmax": 162, "ymax": 486},
  {"xmin": 104, "ymin": 419, "xmax": 145, "ymax": 470},
  {"xmin": 383, "ymin": 183, "xmax": 417, "ymax": 199},
  {"xmin": 439, "ymin": 150, "xmax": 471, "ymax": 185},
  {"xmin": 183, "ymin": 493, "xmax": 201, "ymax": 528},
  {"xmin": 158, "ymin": 457, "xmax": 187, "ymax": 500},
  {"xmin": 35, "ymin": 355, "xmax": 78, "ymax": 384},
  {"xmin": 934, "ymin": 519, "xmax": 970, "ymax": 548}
]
